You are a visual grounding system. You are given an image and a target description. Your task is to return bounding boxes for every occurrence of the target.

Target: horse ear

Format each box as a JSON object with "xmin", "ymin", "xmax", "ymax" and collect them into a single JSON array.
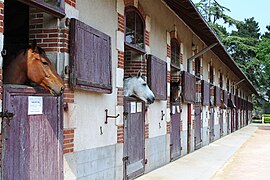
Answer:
[
  {"xmin": 137, "ymin": 71, "xmax": 142, "ymax": 78},
  {"xmin": 31, "ymin": 39, "xmax": 38, "ymax": 52}
]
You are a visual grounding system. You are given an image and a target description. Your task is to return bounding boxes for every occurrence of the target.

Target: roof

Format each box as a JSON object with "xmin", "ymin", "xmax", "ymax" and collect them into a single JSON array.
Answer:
[{"xmin": 164, "ymin": 0, "xmax": 257, "ymax": 95}]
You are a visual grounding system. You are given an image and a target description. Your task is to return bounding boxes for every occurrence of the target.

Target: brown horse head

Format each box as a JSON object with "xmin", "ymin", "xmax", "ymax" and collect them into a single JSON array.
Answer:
[
  {"xmin": 3, "ymin": 40, "xmax": 64, "ymax": 96},
  {"xmin": 170, "ymin": 81, "xmax": 181, "ymax": 102},
  {"xmin": 26, "ymin": 41, "xmax": 64, "ymax": 95}
]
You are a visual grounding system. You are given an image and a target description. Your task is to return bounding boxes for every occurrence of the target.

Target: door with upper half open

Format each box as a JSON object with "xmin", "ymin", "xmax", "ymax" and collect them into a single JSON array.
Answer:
[{"xmin": 2, "ymin": 85, "xmax": 63, "ymax": 180}]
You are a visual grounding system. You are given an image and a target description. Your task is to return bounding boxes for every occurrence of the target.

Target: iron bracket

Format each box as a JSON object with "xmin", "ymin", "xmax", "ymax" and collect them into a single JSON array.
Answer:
[{"xmin": 105, "ymin": 109, "xmax": 120, "ymax": 124}]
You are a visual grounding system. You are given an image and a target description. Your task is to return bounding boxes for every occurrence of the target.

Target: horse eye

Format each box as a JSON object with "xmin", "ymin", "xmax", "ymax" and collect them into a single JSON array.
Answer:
[
  {"xmin": 143, "ymin": 83, "xmax": 147, "ymax": 86},
  {"xmin": 42, "ymin": 61, "xmax": 48, "ymax": 65}
]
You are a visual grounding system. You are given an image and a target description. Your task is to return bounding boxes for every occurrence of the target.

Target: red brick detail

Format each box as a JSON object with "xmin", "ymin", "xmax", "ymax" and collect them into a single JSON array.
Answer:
[
  {"xmin": 145, "ymin": 123, "xmax": 149, "ymax": 139},
  {"xmin": 64, "ymin": 79, "xmax": 74, "ymax": 103},
  {"xmin": 124, "ymin": 0, "xmax": 145, "ymax": 18},
  {"xmin": 167, "ymin": 45, "xmax": 171, "ymax": 58},
  {"xmin": 118, "ymin": 50, "xmax": 124, "ymax": 69},
  {"xmin": 117, "ymin": 88, "xmax": 124, "ymax": 106},
  {"xmin": 117, "ymin": 125, "xmax": 124, "ymax": 143},
  {"xmin": 0, "ymin": 69, "xmax": 2, "ymax": 100},
  {"xmin": 196, "ymin": 83, "xmax": 201, "ymax": 93},
  {"xmin": 167, "ymin": 71, "xmax": 171, "ymax": 82},
  {"xmin": 29, "ymin": 8, "xmax": 69, "ymax": 53},
  {"xmin": 145, "ymin": 30, "xmax": 150, "ymax": 46},
  {"xmin": 0, "ymin": 2, "xmax": 4, "ymax": 33},
  {"xmin": 124, "ymin": 51, "xmax": 147, "ymax": 78},
  {"xmin": 167, "ymin": 97, "xmax": 170, "ymax": 108},
  {"xmin": 65, "ymin": 0, "xmax": 76, "ymax": 8},
  {"xmin": 137, "ymin": 3, "xmax": 146, "ymax": 19},
  {"xmin": 64, "ymin": 129, "xmax": 75, "ymax": 154},
  {"xmin": 124, "ymin": 0, "xmax": 135, "ymax": 7},
  {"xmin": 167, "ymin": 122, "xmax": 170, "ymax": 134},
  {"xmin": 180, "ymin": 53, "xmax": 183, "ymax": 64},
  {"xmin": 118, "ymin": 13, "xmax": 125, "ymax": 33}
]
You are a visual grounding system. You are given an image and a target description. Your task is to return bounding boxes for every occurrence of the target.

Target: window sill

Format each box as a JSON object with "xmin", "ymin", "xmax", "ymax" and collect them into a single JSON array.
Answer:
[{"xmin": 124, "ymin": 43, "xmax": 146, "ymax": 54}]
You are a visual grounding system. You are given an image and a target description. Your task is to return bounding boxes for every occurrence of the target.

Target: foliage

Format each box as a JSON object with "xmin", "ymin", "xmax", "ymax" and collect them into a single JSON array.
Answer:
[{"xmin": 194, "ymin": 0, "xmax": 270, "ymax": 114}]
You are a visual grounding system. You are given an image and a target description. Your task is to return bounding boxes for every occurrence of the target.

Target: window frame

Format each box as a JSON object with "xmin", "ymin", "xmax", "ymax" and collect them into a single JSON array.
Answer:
[
  {"xmin": 195, "ymin": 58, "xmax": 200, "ymax": 78},
  {"xmin": 18, "ymin": 0, "xmax": 65, "ymax": 18},
  {"xmin": 170, "ymin": 38, "xmax": 180, "ymax": 69},
  {"xmin": 124, "ymin": 7, "xmax": 145, "ymax": 53}
]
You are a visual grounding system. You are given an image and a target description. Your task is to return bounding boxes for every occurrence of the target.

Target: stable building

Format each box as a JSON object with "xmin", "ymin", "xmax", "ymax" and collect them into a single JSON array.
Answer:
[{"xmin": 0, "ymin": 0, "xmax": 256, "ymax": 179}]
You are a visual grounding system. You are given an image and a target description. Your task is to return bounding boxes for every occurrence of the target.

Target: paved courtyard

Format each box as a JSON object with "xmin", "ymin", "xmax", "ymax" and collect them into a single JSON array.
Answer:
[{"xmin": 137, "ymin": 123, "xmax": 270, "ymax": 180}]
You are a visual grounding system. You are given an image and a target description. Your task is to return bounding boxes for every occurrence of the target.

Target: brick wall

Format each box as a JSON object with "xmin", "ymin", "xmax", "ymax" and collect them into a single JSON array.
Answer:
[
  {"xmin": 145, "ymin": 123, "xmax": 149, "ymax": 139},
  {"xmin": 65, "ymin": 0, "xmax": 76, "ymax": 8},
  {"xmin": 124, "ymin": 50, "xmax": 147, "ymax": 78},
  {"xmin": 63, "ymin": 129, "xmax": 75, "ymax": 154},
  {"xmin": 117, "ymin": 125, "xmax": 124, "ymax": 143},
  {"xmin": 0, "ymin": 2, "xmax": 4, "ymax": 33}
]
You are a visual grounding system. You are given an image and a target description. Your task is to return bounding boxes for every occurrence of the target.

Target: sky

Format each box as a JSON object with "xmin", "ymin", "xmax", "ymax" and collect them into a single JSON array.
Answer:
[{"xmin": 192, "ymin": 0, "xmax": 270, "ymax": 34}]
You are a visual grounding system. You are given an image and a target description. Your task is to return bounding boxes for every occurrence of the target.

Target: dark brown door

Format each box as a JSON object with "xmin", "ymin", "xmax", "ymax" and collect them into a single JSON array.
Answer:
[
  {"xmin": 209, "ymin": 107, "xmax": 215, "ymax": 143},
  {"xmin": 124, "ymin": 97, "xmax": 145, "ymax": 179},
  {"xmin": 219, "ymin": 109, "xmax": 223, "ymax": 137},
  {"xmin": 194, "ymin": 105, "xmax": 202, "ymax": 150},
  {"xmin": 231, "ymin": 110, "xmax": 235, "ymax": 132},
  {"xmin": 187, "ymin": 104, "xmax": 191, "ymax": 153},
  {"xmin": 170, "ymin": 101, "xmax": 181, "ymax": 161},
  {"xmin": 2, "ymin": 85, "xmax": 63, "ymax": 180}
]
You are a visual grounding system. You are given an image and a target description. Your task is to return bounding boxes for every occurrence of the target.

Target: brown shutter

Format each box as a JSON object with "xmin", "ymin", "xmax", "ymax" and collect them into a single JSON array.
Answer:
[
  {"xmin": 182, "ymin": 71, "xmax": 196, "ymax": 104},
  {"xmin": 223, "ymin": 90, "xmax": 228, "ymax": 106},
  {"xmin": 201, "ymin": 80, "xmax": 210, "ymax": 106},
  {"xmin": 214, "ymin": 86, "xmax": 221, "ymax": 106},
  {"xmin": 147, "ymin": 55, "xmax": 167, "ymax": 100},
  {"xmin": 70, "ymin": 18, "xmax": 112, "ymax": 94}
]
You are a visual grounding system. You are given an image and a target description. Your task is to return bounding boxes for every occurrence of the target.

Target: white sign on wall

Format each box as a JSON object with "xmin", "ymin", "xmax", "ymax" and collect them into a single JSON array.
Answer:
[{"xmin": 28, "ymin": 96, "xmax": 43, "ymax": 115}]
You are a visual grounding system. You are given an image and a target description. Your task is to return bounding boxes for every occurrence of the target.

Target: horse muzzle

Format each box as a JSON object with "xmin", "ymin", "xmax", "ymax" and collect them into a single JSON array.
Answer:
[
  {"xmin": 147, "ymin": 96, "xmax": 155, "ymax": 104},
  {"xmin": 50, "ymin": 85, "xmax": 65, "ymax": 96}
]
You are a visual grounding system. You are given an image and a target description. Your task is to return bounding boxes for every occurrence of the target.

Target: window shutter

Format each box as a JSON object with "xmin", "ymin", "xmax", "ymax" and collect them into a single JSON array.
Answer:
[
  {"xmin": 223, "ymin": 90, "xmax": 228, "ymax": 106},
  {"xmin": 201, "ymin": 80, "xmax": 210, "ymax": 106},
  {"xmin": 182, "ymin": 71, "xmax": 196, "ymax": 103},
  {"xmin": 214, "ymin": 86, "xmax": 221, "ymax": 106},
  {"xmin": 147, "ymin": 55, "xmax": 167, "ymax": 100},
  {"xmin": 70, "ymin": 18, "xmax": 112, "ymax": 94}
]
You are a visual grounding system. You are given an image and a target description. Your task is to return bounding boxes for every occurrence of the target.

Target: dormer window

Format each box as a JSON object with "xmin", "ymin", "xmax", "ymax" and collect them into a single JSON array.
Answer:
[{"xmin": 125, "ymin": 8, "xmax": 145, "ymax": 51}]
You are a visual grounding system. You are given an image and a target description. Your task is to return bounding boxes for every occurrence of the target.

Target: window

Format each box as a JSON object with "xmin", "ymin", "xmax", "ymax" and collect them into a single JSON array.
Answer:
[
  {"xmin": 19, "ymin": 0, "xmax": 65, "ymax": 18},
  {"xmin": 147, "ymin": 55, "xmax": 167, "ymax": 100},
  {"xmin": 69, "ymin": 18, "xmax": 112, "ymax": 93},
  {"xmin": 219, "ymin": 73, "xmax": 223, "ymax": 89},
  {"xmin": 226, "ymin": 79, "xmax": 229, "ymax": 91},
  {"xmin": 171, "ymin": 38, "xmax": 180, "ymax": 68},
  {"xmin": 125, "ymin": 8, "xmax": 145, "ymax": 51},
  {"xmin": 195, "ymin": 58, "xmax": 200, "ymax": 78},
  {"xmin": 210, "ymin": 66, "xmax": 214, "ymax": 84}
]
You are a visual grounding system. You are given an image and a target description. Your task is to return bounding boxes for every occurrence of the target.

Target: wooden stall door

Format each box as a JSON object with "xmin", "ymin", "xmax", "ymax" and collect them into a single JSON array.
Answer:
[
  {"xmin": 219, "ymin": 109, "xmax": 223, "ymax": 137},
  {"xmin": 194, "ymin": 105, "xmax": 202, "ymax": 150},
  {"xmin": 170, "ymin": 101, "xmax": 181, "ymax": 161},
  {"xmin": 209, "ymin": 107, "xmax": 215, "ymax": 143},
  {"xmin": 124, "ymin": 97, "xmax": 145, "ymax": 179},
  {"xmin": 2, "ymin": 85, "xmax": 63, "ymax": 180}
]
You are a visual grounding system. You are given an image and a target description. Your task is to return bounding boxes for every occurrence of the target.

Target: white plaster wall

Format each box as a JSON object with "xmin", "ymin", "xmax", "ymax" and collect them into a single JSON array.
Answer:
[
  {"xmin": 202, "ymin": 106, "xmax": 209, "ymax": 128},
  {"xmin": 74, "ymin": 90, "xmax": 117, "ymax": 151},
  {"xmin": 182, "ymin": 104, "xmax": 188, "ymax": 131},
  {"xmin": 74, "ymin": 0, "xmax": 118, "ymax": 150},
  {"xmin": 148, "ymin": 100, "xmax": 167, "ymax": 138}
]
